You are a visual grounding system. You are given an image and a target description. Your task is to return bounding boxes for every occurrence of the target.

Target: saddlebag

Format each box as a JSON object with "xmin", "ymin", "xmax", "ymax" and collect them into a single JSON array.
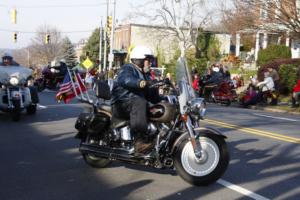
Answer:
[
  {"xmin": 95, "ymin": 80, "xmax": 111, "ymax": 100},
  {"xmin": 75, "ymin": 112, "xmax": 110, "ymax": 134}
]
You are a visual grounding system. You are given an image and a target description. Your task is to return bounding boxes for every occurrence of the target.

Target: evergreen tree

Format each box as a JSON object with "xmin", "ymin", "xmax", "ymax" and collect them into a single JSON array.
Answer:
[
  {"xmin": 81, "ymin": 28, "xmax": 100, "ymax": 64},
  {"xmin": 61, "ymin": 37, "xmax": 77, "ymax": 67}
]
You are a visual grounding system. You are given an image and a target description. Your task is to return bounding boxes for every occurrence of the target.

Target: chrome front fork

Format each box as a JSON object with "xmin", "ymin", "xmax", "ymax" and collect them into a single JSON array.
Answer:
[
  {"xmin": 185, "ymin": 115, "xmax": 203, "ymax": 160},
  {"xmin": 7, "ymin": 87, "xmax": 23, "ymax": 109}
]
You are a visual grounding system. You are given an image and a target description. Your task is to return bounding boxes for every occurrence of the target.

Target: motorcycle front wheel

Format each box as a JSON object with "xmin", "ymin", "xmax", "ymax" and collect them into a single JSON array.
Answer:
[
  {"xmin": 81, "ymin": 135, "xmax": 112, "ymax": 168},
  {"xmin": 174, "ymin": 134, "xmax": 229, "ymax": 186},
  {"xmin": 11, "ymin": 100, "xmax": 21, "ymax": 121}
]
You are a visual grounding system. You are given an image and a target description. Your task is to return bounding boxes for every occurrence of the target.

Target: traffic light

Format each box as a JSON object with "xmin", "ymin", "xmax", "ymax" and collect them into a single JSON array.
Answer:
[
  {"xmin": 106, "ymin": 15, "xmax": 113, "ymax": 35},
  {"xmin": 11, "ymin": 8, "xmax": 17, "ymax": 24},
  {"xmin": 45, "ymin": 34, "xmax": 50, "ymax": 44},
  {"xmin": 13, "ymin": 32, "xmax": 17, "ymax": 43}
]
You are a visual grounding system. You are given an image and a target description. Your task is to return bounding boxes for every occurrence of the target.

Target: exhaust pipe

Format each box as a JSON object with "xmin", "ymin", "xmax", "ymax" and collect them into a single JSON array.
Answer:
[{"xmin": 79, "ymin": 143, "xmax": 141, "ymax": 163}]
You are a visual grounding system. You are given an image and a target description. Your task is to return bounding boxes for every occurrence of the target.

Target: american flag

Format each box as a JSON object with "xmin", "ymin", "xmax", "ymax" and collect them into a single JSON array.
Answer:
[{"xmin": 56, "ymin": 71, "xmax": 87, "ymax": 103}]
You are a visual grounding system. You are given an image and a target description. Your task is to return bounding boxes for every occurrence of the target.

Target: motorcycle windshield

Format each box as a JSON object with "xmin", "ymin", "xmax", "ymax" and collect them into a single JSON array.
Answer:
[
  {"xmin": 175, "ymin": 57, "xmax": 195, "ymax": 114},
  {"xmin": 0, "ymin": 65, "xmax": 32, "ymax": 84}
]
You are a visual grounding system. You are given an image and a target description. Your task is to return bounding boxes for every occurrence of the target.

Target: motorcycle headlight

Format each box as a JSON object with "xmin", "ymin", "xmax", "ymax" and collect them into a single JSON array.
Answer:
[
  {"xmin": 9, "ymin": 77, "xmax": 19, "ymax": 86},
  {"xmin": 190, "ymin": 98, "xmax": 206, "ymax": 120}
]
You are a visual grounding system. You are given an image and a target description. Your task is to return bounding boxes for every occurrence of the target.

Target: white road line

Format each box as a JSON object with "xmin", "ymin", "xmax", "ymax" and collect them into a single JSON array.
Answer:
[
  {"xmin": 37, "ymin": 104, "xmax": 48, "ymax": 109},
  {"xmin": 253, "ymin": 113, "xmax": 299, "ymax": 122},
  {"xmin": 217, "ymin": 179, "xmax": 270, "ymax": 200}
]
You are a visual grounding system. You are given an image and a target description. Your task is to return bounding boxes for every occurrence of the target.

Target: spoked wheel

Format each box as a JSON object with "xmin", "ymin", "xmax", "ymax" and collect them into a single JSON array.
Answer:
[
  {"xmin": 174, "ymin": 134, "xmax": 229, "ymax": 186},
  {"xmin": 81, "ymin": 135, "xmax": 112, "ymax": 168}
]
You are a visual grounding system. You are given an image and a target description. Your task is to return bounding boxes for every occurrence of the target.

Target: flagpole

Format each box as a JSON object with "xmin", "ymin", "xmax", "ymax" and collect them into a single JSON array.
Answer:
[
  {"xmin": 67, "ymin": 67, "xmax": 79, "ymax": 98},
  {"xmin": 72, "ymin": 70, "xmax": 85, "ymax": 100},
  {"xmin": 73, "ymin": 70, "xmax": 91, "ymax": 102}
]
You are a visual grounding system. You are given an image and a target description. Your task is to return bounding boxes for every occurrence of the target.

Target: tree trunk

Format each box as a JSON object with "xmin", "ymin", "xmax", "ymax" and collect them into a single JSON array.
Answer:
[{"xmin": 179, "ymin": 41, "xmax": 185, "ymax": 58}]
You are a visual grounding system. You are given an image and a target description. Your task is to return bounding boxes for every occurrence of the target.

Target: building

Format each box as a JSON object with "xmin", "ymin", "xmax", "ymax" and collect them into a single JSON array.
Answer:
[
  {"xmin": 74, "ymin": 39, "xmax": 88, "ymax": 62},
  {"xmin": 236, "ymin": 0, "xmax": 300, "ymax": 60},
  {"xmin": 113, "ymin": 23, "xmax": 231, "ymax": 63}
]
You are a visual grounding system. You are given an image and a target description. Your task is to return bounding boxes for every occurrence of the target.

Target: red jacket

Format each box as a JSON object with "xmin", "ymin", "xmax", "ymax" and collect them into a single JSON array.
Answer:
[
  {"xmin": 293, "ymin": 80, "xmax": 300, "ymax": 93},
  {"xmin": 192, "ymin": 78, "xmax": 199, "ymax": 90}
]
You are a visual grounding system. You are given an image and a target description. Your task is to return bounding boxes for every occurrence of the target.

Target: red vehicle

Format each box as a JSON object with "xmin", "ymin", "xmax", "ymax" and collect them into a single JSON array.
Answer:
[
  {"xmin": 198, "ymin": 79, "xmax": 237, "ymax": 106},
  {"xmin": 35, "ymin": 65, "xmax": 66, "ymax": 92}
]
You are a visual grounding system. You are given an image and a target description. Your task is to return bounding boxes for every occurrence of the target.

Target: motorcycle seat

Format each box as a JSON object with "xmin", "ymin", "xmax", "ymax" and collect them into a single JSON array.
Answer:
[
  {"xmin": 97, "ymin": 103, "xmax": 112, "ymax": 113},
  {"xmin": 111, "ymin": 118, "xmax": 128, "ymax": 129}
]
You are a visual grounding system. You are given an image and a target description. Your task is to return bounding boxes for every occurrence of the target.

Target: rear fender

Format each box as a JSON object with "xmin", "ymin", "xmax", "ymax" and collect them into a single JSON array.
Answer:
[{"xmin": 171, "ymin": 127, "xmax": 226, "ymax": 155}]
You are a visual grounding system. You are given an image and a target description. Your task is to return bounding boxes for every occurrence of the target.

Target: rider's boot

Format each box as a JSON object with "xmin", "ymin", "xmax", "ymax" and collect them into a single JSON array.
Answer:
[{"xmin": 134, "ymin": 137, "xmax": 154, "ymax": 155}]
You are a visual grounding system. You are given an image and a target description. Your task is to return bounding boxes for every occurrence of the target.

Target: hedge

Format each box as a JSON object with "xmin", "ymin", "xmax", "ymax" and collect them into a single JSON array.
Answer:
[{"xmin": 257, "ymin": 45, "xmax": 291, "ymax": 66}]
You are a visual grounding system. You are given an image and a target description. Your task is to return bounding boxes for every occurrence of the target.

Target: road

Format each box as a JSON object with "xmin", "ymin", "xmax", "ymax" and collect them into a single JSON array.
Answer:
[{"xmin": 0, "ymin": 91, "xmax": 299, "ymax": 200}]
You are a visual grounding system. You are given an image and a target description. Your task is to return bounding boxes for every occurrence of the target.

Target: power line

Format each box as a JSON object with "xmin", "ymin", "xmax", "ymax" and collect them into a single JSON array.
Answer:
[
  {"xmin": 0, "ymin": 28, "xmax": 94, "ymax": 34},
  {"xmin": 0, "ymin": 2, "xmax": 110, "ymax": 9}
]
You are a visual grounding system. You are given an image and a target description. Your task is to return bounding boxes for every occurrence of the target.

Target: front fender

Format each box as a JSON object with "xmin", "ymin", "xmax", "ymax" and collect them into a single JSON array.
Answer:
[{"xmin": 171, "ymin": 127, "xmax": 227, "ymax": 155}]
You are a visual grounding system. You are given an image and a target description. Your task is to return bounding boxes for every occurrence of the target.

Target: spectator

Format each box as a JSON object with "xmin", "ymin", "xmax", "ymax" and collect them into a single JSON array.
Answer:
[
  {"xmin": 257, "ymin": 71, "xmax": 275, "ymax": 103},
  {"xmin": 240, "ymin": 85, "xmax": 258, "ymax": 107},
  {"xmin": 291, "ymin": 80, "xmax": 300, "ymax": 107},
  {"xmin": 192, "ymin": 74, "xmax": 200, "ymax": 91},
  {"xmin": 267, "ymin": 67, "xmax": 279, "ymax": 90}
]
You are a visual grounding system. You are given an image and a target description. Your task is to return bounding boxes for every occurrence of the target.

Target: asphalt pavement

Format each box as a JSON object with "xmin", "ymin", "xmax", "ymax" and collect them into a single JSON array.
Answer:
[{"xmin": 0, "ymin": 91, "xmax": 299, "ymax": 200}]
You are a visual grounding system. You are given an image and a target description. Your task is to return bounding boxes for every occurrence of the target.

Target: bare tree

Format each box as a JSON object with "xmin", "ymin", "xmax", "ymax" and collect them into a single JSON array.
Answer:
[
  {"xmin": 221, "ymin": 0, "xmax": 257, "ymax": 34},
  {"xmin": 30, "ymin": 25, "xmax": 63, "ymax": 65},
  {"xmin": 131, "ymin": 0, "xmax": 211, "ymax": 57},
  {"xmin": 13, "ymin": 48, "xmax": 29, "ymax": 66},
  {"xmin": 231, "ymin": 0, "xmax": 300, "ymax": 37}
]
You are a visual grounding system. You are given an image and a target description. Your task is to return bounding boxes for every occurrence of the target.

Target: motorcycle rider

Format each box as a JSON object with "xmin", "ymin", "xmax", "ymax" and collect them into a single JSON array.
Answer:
[
  {"xmin": 201, "ymin": 66, "xmax": 223, "ymax": 99},
  {"xmin": 50, "ymin": 59, "xmax": 68, "ymax": 76},
  {"xmin": 1, "ymin": 52, "xmax": 19, "ymax": 66},
  {"xmin": 111, "ymin": 45, "xmax": 159, "ymax": 154}
]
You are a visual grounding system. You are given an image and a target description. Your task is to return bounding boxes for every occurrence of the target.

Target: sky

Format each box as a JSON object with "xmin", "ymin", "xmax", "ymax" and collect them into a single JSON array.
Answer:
[
  {"xmin": 0, "ymin": 0, "xmax": 232, "ymax": 50},
  {"xmin": 0, "ymin": 0, "xmax": 139, "ymax": 49}
]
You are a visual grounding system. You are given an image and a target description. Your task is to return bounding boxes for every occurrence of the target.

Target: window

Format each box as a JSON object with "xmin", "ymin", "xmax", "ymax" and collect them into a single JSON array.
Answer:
[
  {"xmin": 274, "ymin": 0, "xmax": 281, "ymax": 18},
  {"xmin": 260, "ymin": 0, "xmax": 269, "ymax": 20}
]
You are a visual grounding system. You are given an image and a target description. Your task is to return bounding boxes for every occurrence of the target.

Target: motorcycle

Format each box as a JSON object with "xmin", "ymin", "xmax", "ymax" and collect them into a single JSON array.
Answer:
[
  {"xmin": 35, "ymin": 65, "xmax": 66, "ymax": 92},
  {"xmin": 0, "ymin": 65, "xmax": 39, "ymax": 121},
  {"xmin": 199, "ymin": 78, "xmax": 237, "ymax": 106},
  {"xmin": 74, "ymin": 58, "xmax": 229, "ymax": 186}
]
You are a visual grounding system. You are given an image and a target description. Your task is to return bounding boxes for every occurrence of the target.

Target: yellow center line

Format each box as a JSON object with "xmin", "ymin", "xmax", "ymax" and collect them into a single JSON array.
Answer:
[{"xmin": 203, "ymin": 119, "xmax": 300, "ymax": 144}]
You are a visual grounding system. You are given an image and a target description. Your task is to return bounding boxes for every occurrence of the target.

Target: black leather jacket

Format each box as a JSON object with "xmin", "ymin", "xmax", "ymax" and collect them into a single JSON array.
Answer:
[{"xmin": 111, "ymin": 63, "xmax": 159, "ymax": 104}]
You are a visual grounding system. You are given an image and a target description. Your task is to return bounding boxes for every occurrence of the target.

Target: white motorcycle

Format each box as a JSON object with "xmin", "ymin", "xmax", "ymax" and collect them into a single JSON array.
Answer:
[{"xmin": 0, "ymin": 65, "xmax": 39, "ymax": 121}]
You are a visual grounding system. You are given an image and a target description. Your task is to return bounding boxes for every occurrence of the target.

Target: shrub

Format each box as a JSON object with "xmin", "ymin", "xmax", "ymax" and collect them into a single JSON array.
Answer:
[
  {"xmin": 257, "ymin": 58, "xmax": 300, "ymax": 81},
  {"xmin": 257, "ymin": 45, "xmax": 291, "ymax": 66},
  {"xmin": 257, "ymin": 59, "xmax": 300, "ymax": 95},
  {"xmin": 279, "ymin": 64, "xmax": 299, "ymax": 94}
]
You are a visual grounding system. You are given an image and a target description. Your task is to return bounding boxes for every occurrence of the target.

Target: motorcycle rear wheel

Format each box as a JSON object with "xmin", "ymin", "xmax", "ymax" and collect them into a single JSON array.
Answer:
[
  {"xmin": 82, "ymin": 135, "xmax": 112, "ymax": 168},
  {"xmin": 174, "ymin": 134, "xmax": 229, "ymax": 186}
]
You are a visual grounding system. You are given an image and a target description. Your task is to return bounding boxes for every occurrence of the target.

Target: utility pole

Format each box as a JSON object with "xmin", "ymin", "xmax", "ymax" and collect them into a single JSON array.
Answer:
[
  {"xmin": 27, "ymin": 48, "xmax": 30, "ymax": 66},
  {"xmin": 103, "ymin": 0, "xmax": 109, "ymax": 72},
  {"xmin": 99, "ymin": 18, "xmax": 103, "ymax": 72},
  {"xmin": 108, "ymin": 0, "xmax": 116, "ymax": 71}
]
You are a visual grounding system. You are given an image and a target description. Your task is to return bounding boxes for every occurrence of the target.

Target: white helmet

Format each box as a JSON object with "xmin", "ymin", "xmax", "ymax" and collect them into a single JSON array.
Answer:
[
  {"xmin": 51, "ymin": 59, "xmax": 60, "ymax": 67},
  {"xmin": 130, "ymin": 45, "xmax": 154, "ymax": 60},
  {"xmin": 60, "ymin": 58, "xmax": 66, "ymax": 64},
  {"xmin": 212, "ymin": 67, "xmax": 220, "ymax": 72}
]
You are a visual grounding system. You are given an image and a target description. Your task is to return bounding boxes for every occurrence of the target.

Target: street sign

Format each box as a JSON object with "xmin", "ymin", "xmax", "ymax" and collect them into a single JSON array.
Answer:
[{"xmin": 82, "ymin": 57, "xmax": 94, "ymax": 69}]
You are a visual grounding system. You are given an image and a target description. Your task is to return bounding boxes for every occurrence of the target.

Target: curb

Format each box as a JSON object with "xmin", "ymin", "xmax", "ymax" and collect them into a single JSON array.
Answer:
[{"xmin": 249, "ymin": 105, "xmax": 300, "ymax": 115}]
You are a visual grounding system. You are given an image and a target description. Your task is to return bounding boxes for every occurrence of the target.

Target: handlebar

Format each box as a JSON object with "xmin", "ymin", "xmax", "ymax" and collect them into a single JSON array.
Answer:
[{"xmin": 148, "ymin": 78, "xmax": 173, "ymax": 89}]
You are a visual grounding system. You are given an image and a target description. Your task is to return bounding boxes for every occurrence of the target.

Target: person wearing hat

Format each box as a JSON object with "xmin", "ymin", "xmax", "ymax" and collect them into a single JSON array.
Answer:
[{"xmin": 111, "ymin": 45, "xmax": 159, "ymax": 154}]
